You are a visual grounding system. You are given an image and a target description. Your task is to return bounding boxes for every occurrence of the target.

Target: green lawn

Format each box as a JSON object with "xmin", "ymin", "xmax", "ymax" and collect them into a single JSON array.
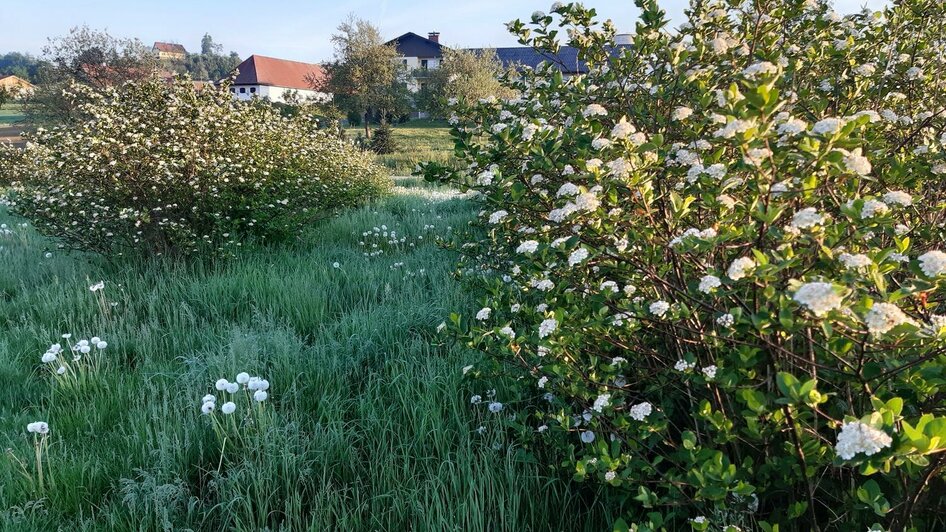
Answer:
[
  {"xmin": 0, "ymin": 103, "xmax": 26, "ymax": 125},
  {"xmin": 349, "ymin": 120, "xmax": 455, "ymax": 175},
  {"xmin": 0, "ymin": 179, "xmax": 611, "ymax": 530}
]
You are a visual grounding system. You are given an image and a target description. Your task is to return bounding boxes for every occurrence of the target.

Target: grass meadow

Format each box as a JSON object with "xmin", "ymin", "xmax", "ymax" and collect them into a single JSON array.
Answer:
[
  {"xmin": 0, "ymin": 178, "xmax": 613, "ymax": 530},
  {"xmin": 0, "ymin": 103, "xmax": 26, "ymax": 125},
  {"xmin": 348, "ymin": 120, "xmax": 455, "ymax": 175}
]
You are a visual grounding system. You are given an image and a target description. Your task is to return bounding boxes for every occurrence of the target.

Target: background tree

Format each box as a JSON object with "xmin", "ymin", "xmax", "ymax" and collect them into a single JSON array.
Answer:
[
  {"xmin": 418, "ymin": 48, "xmax": 517, "ymax": 118},
  {"xmin": 317, "ymin": 16, "xmax": 405, "ymax": 138},
  {"xmin": 0, "ymin": 86, "xmax": 9, "ymax": 109},
  {"xmin": 0, "ymin": 52, "xmax": 46, "ymax": 83},
  {"xmin": 24, "ymin": 26, "xmax": 158, "ymax": 125},
  {"xmin": 200, "ymin": 33, "xmax": 223, "ymax": 55}
]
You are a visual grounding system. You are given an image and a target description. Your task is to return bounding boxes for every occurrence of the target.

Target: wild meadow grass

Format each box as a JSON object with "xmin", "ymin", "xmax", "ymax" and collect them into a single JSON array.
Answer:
[
  {"xmin": 0, "ymin": 180, "xmax": 613, "ymax": 530},
  {"xmin": 348, "ymin": 120, "xmax": 455, "ymax": 175}
]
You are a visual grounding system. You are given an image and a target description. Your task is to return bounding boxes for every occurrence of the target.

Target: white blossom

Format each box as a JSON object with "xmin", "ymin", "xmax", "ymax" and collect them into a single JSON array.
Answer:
[
  {"xmin": 649, "ymin": 300, "xmax": 670, "ymax": 317},
  {"xmin": 629, "ymin": 402, "xmax": 653, "ymax": 420},
  {"xmin": 727, "ymin": 257, "xmax": 756, "ymax": 281},
  {"xmin": 539, "ymin": 318, "xmax": 558, "ymax": 338},
  {"xmin": 793, "ymin": 282, "xmax": 844, "ymax": 316},
  {"xmin": 835, "ymin": 421, "xmax": 892, "ymax": 460},
  {"xmin": 517, "ymin": 240, "xmax": 540, "ymax": 254},
  {"xmin": 918, "ymin": 250, "xmax": 946, "ymax": 277},
  {"xmin": 790, "ymin": 208, "xmax": 825, "ymax": 229},
  {"xmin": 698, "ymin": 275, "xmax": 721, "ymax": 294},
  {"xmin": 864, "ymin": 303, "xmax": 914, "ymax": 335}
]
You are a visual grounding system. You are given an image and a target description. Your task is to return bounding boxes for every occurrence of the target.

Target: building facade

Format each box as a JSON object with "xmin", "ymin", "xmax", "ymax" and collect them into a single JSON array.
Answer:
[
  {"xmin": 386, "ymin": 32, "xmax": 444, "ymax": 92},
  {"xmin": 228, "ymin": 55, "xmax": 330, "ymax": 104},
  {"xmin": 153, "ymin": 42, "xmax": 187, "ymax": 60}
]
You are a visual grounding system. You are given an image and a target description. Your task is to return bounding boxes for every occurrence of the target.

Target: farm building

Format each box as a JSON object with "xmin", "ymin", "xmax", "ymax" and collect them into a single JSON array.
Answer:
[
  {"xmin": 0, "ymin": 75, "xmax": 35, "ymax": 97},
  {"xmin": 389, "ymin": 31, "xmax": 634, "ymax": 79},
  {"xmin": 153, "ymin": 42, "xmax": 187, "ymax": 60},
  {"xmin": 387, "ymin": 32, "xmax": 444, "ymax": 92},
  {"xmin": 227, "ymin": 55, "xmax": 330, "ymax": 104}
]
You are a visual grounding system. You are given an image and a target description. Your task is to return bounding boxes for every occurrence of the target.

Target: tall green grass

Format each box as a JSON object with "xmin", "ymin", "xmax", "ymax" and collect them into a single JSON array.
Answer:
[
  {"xmin": 0, "ymin": 181, "xmax": 613, "ymax": 530},
  {"xmin": 348, "ymin": 121, "xmax": 455, "ymax": 175}
]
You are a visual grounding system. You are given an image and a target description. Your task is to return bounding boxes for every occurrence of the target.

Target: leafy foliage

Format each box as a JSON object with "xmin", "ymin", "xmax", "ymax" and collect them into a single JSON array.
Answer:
[
  {"xmin": 318, "ymin": 16, "xmax": 412, "ymax": 137},
  {"xmin": 428, "ymin": 0, "xmax": 946, "ymax": 529},
  {"xmin": 0, "ymin": 52, "xmax": 45, "ymax": 83},
  {"xmin": 2, "ymin": 76, "xmax": 390, "ymax": 258},
  {"xmin": 418, "ymin": 48, "xmax": 518, "ymax": 119},
  {"xmin": 24, "ymin": 26, "xmax": 159, "ymax": 126}
]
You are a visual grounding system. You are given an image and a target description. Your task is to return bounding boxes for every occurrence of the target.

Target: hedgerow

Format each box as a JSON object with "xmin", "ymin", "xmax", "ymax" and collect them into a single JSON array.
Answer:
[
  {"xmin": 1, "ymin": 76, "xmax": 390, "ymax": 257},
  {"xmin": 427, "ymin": 0, "xmax": 946, "ymax": 529}
]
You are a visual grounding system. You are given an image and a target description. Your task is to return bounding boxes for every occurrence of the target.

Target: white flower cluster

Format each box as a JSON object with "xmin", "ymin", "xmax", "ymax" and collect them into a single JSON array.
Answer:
[
  {"xmin": 201, "ymin": 372, "xmax": 271, "ymax": 415},
  {"xmin": 793, "ymin": 282, "xmax": 843, "ymax": 316},
  {"xmin": 40, "ymin": 334, "xmax": 108, "ymax": 377},
  {"xmin": 835, "ymin": 421, "xmax": 892, "ymax": 460}
]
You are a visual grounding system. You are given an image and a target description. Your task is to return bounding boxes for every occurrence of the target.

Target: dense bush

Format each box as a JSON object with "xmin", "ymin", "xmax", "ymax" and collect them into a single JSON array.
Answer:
[
  {"xmin": 1, "ymin": 76, "xmax": 390, "ymax": 257},
  {"xmin": 428, "ymin": 0, "xmax": 946, "ymax": 529}
]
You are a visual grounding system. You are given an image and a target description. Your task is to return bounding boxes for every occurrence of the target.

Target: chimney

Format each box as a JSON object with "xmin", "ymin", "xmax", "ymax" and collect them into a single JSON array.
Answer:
[{"xmin": 428, "ymin": 32, "xmax": 440, "ymax": 43}]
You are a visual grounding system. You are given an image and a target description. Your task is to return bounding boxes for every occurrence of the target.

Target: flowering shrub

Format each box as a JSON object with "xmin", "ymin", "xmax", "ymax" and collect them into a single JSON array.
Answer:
[
  {"xmin": 1, "ymin": 76, "xmax": 390, "ymax": 258},
  {"xmin": 429, "ymin": 0, "xmax": 946, "ymax": 529}
]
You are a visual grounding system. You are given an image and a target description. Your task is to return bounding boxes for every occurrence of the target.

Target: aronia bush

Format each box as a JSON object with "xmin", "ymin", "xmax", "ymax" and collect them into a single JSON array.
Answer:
[
  {"xmin": 0, "ymin": 76, "xmax": 390, "ymax": 258},
  {"xmin": 427, "ymin": 0, "xmax": 946, "ymax": 529}
]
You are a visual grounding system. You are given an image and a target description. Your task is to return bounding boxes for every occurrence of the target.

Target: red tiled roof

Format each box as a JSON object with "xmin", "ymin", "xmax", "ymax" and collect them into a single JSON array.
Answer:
[
  {"xmin": 153, "ymin": 42, "xmax": 187, "ymax": 54},
  {"xmin": 230, "ymin": 55, "xmax": 325, "ymax": 90}
]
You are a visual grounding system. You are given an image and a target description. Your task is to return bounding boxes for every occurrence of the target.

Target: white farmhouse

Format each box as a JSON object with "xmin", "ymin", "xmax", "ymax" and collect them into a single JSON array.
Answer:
[
  {"xmin": 228, "ymin": 55, "xmax": 330, "ymax": 104},
  {"xmin": 386, "ymin": 32, "xmax": 444, "ymax": 92}
]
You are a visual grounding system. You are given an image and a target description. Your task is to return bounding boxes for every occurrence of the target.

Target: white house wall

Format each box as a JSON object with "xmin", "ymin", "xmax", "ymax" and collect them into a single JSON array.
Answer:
[{"xmin": 230, "ymin": 85, "xmax": 331, "ymax": 104}]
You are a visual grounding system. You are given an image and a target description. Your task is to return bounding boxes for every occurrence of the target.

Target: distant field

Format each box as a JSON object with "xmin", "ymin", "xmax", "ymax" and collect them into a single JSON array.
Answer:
[
  {"xmin": 0, "ymin": 103, "xmax": 26, "ymax": 125},
  {"xmin": 348, "ymin": 119, "xmax": 455, "ymax": 175}
]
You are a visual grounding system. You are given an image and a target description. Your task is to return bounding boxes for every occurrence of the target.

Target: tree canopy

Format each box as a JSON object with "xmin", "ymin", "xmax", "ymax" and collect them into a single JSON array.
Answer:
[
  {"xmin": 318, "ymin": 16, "xmax": 410, "ymax": 136},
  {"xmin": 418, "ymin": 48, "xmax": 517, "ymax": 118}
]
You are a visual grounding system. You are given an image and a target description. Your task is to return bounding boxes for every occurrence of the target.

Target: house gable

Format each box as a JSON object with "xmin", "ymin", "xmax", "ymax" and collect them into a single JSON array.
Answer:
[{"xmin": 387, "ymin": 32, "xmax": 444, "ymax": 59}]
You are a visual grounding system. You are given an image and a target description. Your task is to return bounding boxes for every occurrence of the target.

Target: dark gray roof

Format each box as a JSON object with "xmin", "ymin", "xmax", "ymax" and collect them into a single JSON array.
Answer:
[
  {"xmin": 387, "ymin": 32, "xmax": 444, "ymax": 59},
  {"xmin": 487, "ymin": 46, "xmax": 587, "ymax": 74}
]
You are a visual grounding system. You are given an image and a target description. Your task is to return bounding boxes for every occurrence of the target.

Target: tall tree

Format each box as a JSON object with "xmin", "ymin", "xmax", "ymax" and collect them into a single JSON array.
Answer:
[
  {"xmin": 419, "ymin": 48, "xmax": 518, "ymax": 118},
  {"xmin": 0, "ymin": 52, "xmax": 46, "ymax": 83},
  {"xmin": 201, "ymin": 33, "xmax": 223, "ymax": 56},
  {"xmin": 25, "ymin": 26, "xmax": 158, "ymax": 125},
  {"xmin": 317, "ymin": 16, "xmax": 406, "ymax": 138}
]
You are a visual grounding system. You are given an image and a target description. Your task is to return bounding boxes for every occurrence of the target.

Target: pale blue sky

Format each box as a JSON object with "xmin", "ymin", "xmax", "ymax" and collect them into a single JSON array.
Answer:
[{"xmin": 2, "ymin": 0, "xmax": 887, "ymax": 63}]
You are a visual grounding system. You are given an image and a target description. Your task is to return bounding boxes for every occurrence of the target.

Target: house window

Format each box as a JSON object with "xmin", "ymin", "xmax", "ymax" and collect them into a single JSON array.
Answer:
[
  {"xmin": 239, "ymin": 87, "xmax": 246, "ymax": 93},
  {"xmin": 230, "ymin": 88, "xmax": 236, "ymax": 93},
  {"xmin": 420, "ymin": 59, "xmax": 428, "ymax": 69},
  {"xmin": 250, "ymin": 87, "xmax": 256, "ymax": 94},
  {"xmin": 402, "ymin": 59, "xmax": 408, "ymax": 66}
]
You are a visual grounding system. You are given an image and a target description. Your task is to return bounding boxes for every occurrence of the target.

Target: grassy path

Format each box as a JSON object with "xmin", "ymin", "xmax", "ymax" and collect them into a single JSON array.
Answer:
[{"xmin": 0, "ymin": 180, "xmax": 605, "ymax": 530}]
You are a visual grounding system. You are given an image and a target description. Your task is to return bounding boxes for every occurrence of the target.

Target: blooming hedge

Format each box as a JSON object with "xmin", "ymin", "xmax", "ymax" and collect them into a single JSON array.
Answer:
[
  {"xmin": 427, "ymin": 0, "xmax": 946, "ymax": 529},
  {"xmin": 0, "ymin": 76, "xmax": 390, "ymax": 257}
]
